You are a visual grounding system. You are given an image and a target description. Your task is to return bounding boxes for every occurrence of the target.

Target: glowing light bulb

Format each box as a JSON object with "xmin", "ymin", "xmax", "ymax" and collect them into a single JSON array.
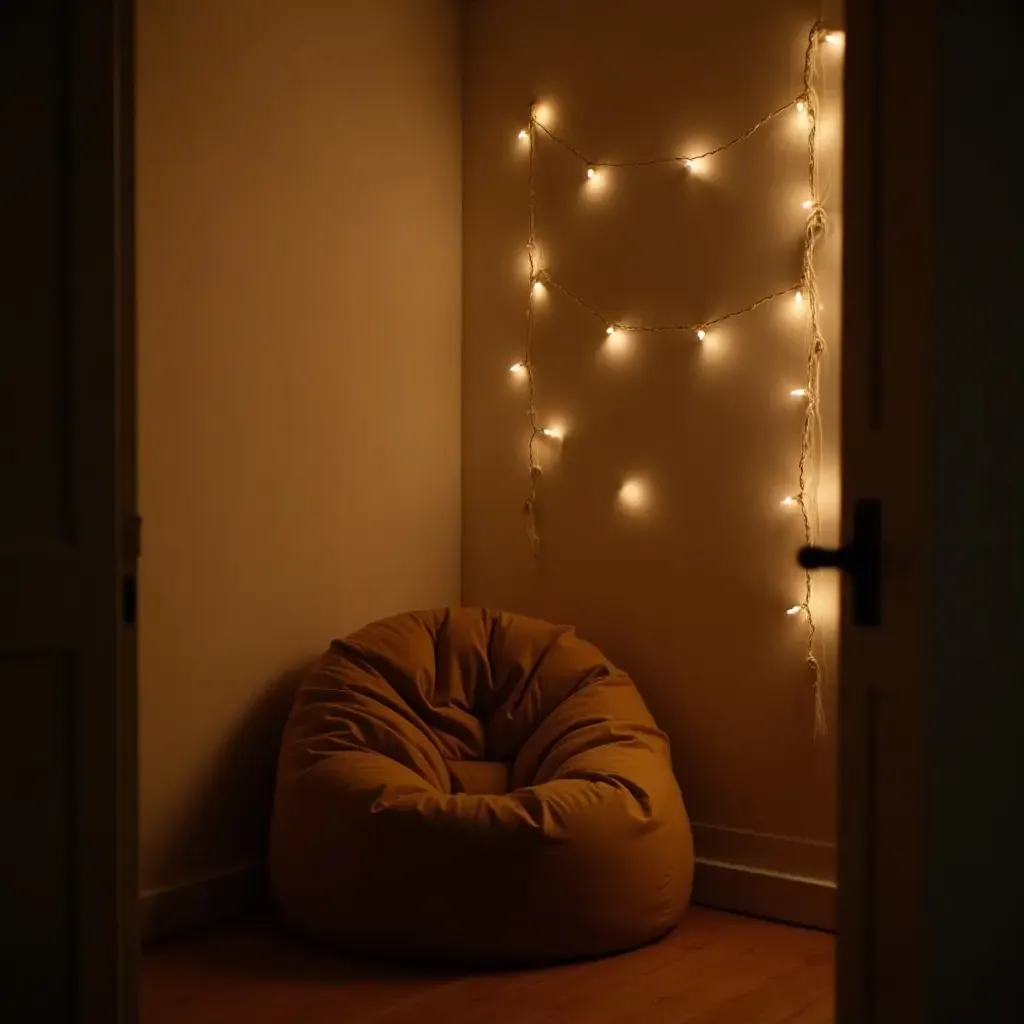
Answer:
[
  {"xmin": 781, "ymin": 496, "xmax": 796, "ymax": 507},
  {"xmin": 786, "ymin": 605, "xmax": 804, "ymax": 616},
  {"xmin": 532, "ymin": 279, "xmax": 545, "ymax": 296},
  {"xmin": 791, "ymin": 388, "xmax": 809, "ymax": 398},
  {"xmin": 794, "ymin": 290, "xmax": 804, "ymax": 306},
  {"xmin": 509, "ymin": 362, "xmax": 526, "ymax": 375},
  {"xmin": 587, "ymin": 166, "xmax": 596, "ymax": 179},
  {"xmin": 825, "ymin": 30, "xmax": 845, "ymax": 46},
  {"xmin": 618, "ymin": 478, "xmax": 648, "ymax": 512},
  {"xmin": 541, "ymin": 426, "xmax": 563, "ymax": 440},
  {"xmin": 602, "ymin": 325, "xmax": 632, "ymax": 360},
  {"xmin": 532, "ymin": 102, "xmax": 554, "ymax": 127},
  {"xmin": 796, "ymin": 100, "xmax": 806, "ymax": 113},
  {"xmin": 518, "ymin": 129, "xmax": 529, "ymax": 140},
  {"xmin": 802, "ymin": 199, "xmax": 814, "ymax": 210},
  {"xmin": 685, "ymin": 158, "xmax": 703, "ymax": 174},
  {"xmin": 696, "ymin": 329, "xmax": 706, "ymax": 341}
]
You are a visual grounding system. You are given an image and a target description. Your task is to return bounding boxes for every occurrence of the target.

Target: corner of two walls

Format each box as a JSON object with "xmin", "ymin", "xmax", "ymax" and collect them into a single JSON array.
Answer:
[
  {"xmin": 461, "ymin": 0, "xmax": 843, "ymax": 928},
  {"xmin": 136, "ymin": 0, "xmax": 462, "ymax": 938}
]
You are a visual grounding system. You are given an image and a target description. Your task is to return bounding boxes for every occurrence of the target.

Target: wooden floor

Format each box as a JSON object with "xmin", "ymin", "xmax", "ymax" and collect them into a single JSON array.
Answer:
[{"xmin": 142, "ymin": 906, "xmax": 834, "ymax": 1023}]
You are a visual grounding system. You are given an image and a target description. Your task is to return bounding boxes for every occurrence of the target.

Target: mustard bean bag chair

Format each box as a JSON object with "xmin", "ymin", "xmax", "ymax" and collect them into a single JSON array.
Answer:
[{"xmin": 269, "ymin": 608, "xmax": 694, "ymax": 965}]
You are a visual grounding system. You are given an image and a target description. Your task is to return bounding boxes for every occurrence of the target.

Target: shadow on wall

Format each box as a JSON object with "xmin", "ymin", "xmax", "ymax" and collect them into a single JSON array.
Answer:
[{"xmin": 143, "ymin": 664, "xmax": 310, "ymax": 938}]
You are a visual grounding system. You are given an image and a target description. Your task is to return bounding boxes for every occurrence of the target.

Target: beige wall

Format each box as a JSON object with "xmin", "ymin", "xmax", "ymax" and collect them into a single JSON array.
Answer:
[
  {"xmin": 136, "ymin": 0, "xmax": 461, "ymax": 896},
  {"xmin": 462, "ymin": 0, "xmax": 843, "ymax": 902}
]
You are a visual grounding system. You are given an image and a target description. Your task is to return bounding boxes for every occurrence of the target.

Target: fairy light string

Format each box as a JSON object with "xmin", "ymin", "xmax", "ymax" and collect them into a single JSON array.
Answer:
[
  {"xmin": 795, "ymin": 21, "xmax": 829, "ymax": 737},
  {"xmin": 537, "ymin": 270, "xmax": 803, "ymax": 336},
  {"xmin": 533, "ymin": 94, "xmax": 802, "ymax": 171},
  {"xmin": 515, "ymin": 21, "xmax": 836, "ymax": 734},
  {"xmin": 522, "ymin": 114, "xmax": 541, "ymax": 556}
]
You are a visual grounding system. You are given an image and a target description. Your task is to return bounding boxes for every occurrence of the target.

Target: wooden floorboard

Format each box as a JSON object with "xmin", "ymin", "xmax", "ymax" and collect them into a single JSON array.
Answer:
[{"xmin": 141, "ymin": 906, "xmax": 834, "ymax": 1023}]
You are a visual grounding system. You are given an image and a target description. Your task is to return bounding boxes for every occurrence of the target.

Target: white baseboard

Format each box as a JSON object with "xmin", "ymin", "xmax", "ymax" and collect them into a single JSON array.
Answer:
[
  {"xmin": 690, "ymin": 822, "xmax": 836, "ymax": 879},
  {"xmin": 692, "ymin": 857, "xmax": 836, "ymax": 931},
  {"xmin": 139, "ymin": 862, "xmax": 267, "ymax": 942}
]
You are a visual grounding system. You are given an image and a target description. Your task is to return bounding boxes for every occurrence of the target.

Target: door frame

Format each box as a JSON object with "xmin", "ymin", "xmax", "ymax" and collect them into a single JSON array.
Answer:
[{"xmin": 75, "ymin": 0, "xmax": 140, "ymax": 1018}]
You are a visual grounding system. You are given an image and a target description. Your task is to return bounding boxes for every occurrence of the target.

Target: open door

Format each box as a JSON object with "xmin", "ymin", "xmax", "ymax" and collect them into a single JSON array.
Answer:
[
  {"xmin": 802, "ymin": 0, "xmax": 934, "ymax": 1020},
  {"xmin": 810, "ymin": 0, "xmax": 974, "ymax": 1019},
  {"xmin": 0, "ymin": 1, "xmax": 138, "ymax": 1021},
  {"xmin": 823, "ymin": 0, "xmax": 1024, "ymax": 1019}
]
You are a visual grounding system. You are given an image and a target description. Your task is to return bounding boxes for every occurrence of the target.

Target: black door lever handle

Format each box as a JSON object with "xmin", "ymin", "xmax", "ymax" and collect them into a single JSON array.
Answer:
[
  {"xmin": 799, "ymin": 544, "xmax": 857, "ymax": 573},
  {"xmin": 798, "ymin": 498, "xmax": 882, "ymax": 627}
]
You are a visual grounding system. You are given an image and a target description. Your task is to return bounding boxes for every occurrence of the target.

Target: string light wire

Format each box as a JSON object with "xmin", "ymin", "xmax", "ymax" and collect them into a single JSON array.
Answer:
[
  {"xmin": 533, "ymin": 95, "xmax": 803, "ymax": 171},
  {"xmin": 797, "ymin": 21, "xmax": 829, "ymax": 737},
  {"xmin": 522, "ymin": 115, "xmax": 541, "ymax": 556},
  {"xmin": 537, "ymin": 269, "xmax": 802, "ymax": 336}
]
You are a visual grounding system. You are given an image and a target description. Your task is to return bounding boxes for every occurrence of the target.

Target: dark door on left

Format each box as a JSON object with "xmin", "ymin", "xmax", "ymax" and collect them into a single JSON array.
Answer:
[{"xmin": 1, "ymin": 1, "xmax": 138, "ymax": 1021}]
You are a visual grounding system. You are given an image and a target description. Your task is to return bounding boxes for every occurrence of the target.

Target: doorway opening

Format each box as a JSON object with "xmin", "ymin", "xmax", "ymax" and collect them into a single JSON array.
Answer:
[{"xmin": 135, "ymin": 2, "xmax": 844, "ymax": 1022}]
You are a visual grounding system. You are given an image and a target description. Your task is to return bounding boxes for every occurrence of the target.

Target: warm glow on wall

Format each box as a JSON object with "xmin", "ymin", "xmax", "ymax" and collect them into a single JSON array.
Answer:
[{"xmin": 509, "ymin": 22, "xmax": 841, "ymax": 736}]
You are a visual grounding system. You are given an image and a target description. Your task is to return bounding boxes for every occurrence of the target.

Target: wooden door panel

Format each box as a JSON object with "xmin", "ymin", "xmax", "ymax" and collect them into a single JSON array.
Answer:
[
  {"xmin": 0, "ymin": 654, "xmax": 77, "ymax": 1022},
  {"xmin": 0, "ymin": 1, "xmax": 75, "ymax": 547}
]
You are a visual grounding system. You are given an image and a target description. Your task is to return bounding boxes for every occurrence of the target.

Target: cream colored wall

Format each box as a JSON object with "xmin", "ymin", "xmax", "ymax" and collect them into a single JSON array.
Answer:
[
  {"xmin": 462, "ymin": 1, "xmax": 843, "ymax": 893},
  {"xmin": 136, "ymin": 0, "xmax": 461, "ymax": 895}
]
